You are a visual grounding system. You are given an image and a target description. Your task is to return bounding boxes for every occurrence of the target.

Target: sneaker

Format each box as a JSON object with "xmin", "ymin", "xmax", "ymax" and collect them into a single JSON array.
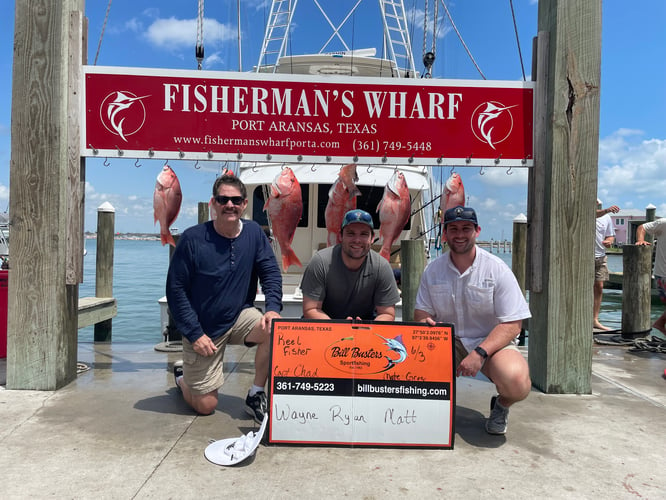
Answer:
[
  {"xmin": 173, "ymin": 360, "xmax": 184, "ymax": 389},
  {"xmin": 245, "ymin": 390, "xmax": 268, "ymax": 423},
  {"xmin": 486, "ymin": 395, "xmax": 509, "ymax": 435}
]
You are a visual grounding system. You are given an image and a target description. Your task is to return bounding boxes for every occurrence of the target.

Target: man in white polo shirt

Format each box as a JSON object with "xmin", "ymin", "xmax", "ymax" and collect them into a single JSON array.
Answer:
[{"xmin": 414, "ymin": 205, "xmax": 532, "ymax": 435}]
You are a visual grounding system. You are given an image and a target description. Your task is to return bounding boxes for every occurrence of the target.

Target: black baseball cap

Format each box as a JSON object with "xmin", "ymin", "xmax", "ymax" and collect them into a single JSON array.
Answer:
[{"xmin": 444, "ymin": 206, "xmax": 478, "ymax": 226}]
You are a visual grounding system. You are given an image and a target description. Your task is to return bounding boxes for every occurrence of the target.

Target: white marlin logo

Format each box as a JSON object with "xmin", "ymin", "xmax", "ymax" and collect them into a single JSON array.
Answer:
[
  {"xmin": 106, "ymin": 91, "xmax": 150, "ymax": 142},
  {"xmin": 472, "ymin": 102, "xmax": 517, "ymax": 150}
]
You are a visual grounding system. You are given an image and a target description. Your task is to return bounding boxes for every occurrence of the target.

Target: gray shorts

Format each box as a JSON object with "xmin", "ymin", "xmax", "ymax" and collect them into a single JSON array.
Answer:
[
  {"xmin": 182, "ymin": 307, "xmax": 263, "ymax": 395},
  {"xmin": 454, "ymin": 338, "xmax": 519, "ymax": 368},
  {"xmin": 595, "ymin": 255, "xmax": 609, "ymax": 281}
]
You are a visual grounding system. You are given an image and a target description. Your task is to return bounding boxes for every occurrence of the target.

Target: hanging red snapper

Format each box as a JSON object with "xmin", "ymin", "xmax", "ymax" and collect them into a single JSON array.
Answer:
[
  {"xmin": 325, "ymin": 163, "xmax": 361, "ymax": 246},
  {"xmin": 264, "ymin": 167, "xmax": 303, "ymax": 271},
  {"xmin": 153, "ymin": 164, "xmax": 182, "ymax": 247},
  {"xmin": 376, "ymin": 170, "xmax": 410, "ymax": 261},
  {"xmin": 442, "ymin": 172, "xmax": 465, "ymax": 210}
]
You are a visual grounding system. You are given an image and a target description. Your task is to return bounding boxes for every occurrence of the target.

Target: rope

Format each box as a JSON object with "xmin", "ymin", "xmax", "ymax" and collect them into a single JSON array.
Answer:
[
  {"xmin": 509, "ymin": 0, "xmax": 526, "ymax": 81},
  {"xmin": 438, "ymin": 0, "xmax": 486, "ymax": 79},
  {"xmin": 629, "ymin": 336, "xmax": 666, "ymax": 354},
  {"xmin": 93, "ymin": 0, "xmax": 113, "ymax": 65},
  {"xmin": 422, "ymin": 0, "xmax": 429, "ymax": 59},
  {"xmin": 196, "ymin": 0, "xmax": 205, "ymax": 69}
]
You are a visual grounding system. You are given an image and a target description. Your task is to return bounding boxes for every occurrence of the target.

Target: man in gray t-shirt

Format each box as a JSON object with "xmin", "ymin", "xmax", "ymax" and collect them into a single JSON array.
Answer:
[{"xmin": 301, "ymin": 209, "xmax": 401, "ymax": 321}]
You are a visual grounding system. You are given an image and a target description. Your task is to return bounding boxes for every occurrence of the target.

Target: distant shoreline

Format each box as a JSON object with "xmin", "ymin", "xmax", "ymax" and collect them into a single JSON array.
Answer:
[{"xmin": 85, "ymin": 233, "xmax": 160, "ymax": 241}]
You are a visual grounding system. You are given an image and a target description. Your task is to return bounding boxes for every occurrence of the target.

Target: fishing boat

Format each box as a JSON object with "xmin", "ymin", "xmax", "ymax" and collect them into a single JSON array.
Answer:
[{"xmin": 237, "ymin": 1, "xmax": 439, "ymax": 318}]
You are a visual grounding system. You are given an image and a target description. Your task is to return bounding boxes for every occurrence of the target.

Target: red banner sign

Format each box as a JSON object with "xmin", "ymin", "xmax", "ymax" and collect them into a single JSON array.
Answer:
[{"xmin": 82, "ymin": 66, "xmax": 534, "ymax": 167}]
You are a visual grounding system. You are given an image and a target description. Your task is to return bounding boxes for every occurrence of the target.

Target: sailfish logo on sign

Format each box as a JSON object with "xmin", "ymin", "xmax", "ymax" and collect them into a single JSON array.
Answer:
[
  {"xmin": 471, "ymin": 101, "xmax": 517, "ymax": 150},
  {"xmin": 103, "ymin": 91, "xmax": 150, "ymax": 142}
]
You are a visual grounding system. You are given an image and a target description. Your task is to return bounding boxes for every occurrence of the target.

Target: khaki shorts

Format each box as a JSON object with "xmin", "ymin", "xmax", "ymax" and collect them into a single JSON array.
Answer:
[
  {"xmin": 454, "ymin": 338, "xmax": 519, "ymax": 368},
  {"xmin": 182, "ymin": 307, "xmax": 263, "ymax": 395},
  {"xmin": 595, "ymin": 255, "xmax": 609, "ymax": 281}
]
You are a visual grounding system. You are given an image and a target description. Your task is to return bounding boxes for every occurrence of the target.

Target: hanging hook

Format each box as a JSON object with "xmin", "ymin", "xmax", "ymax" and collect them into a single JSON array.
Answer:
[
  {"xmin": 134, "ymin": 158, "xmax": 141, "ymax": 168},
  {"xmin": 252, "ymin": 162, "xmax": 258, "ymax": 173},
  {"xmin": 506, "ymin": 166, "xmax": 513, "ymax": 175},
  {"xmin": 449, "ymin": 166, "xmax": 455, "ymax": 176},
  {"xmin": 194, "ymin": 159, "xmax": 200, "ymax": 169},
  {"xmin": 479, "ymin": 166, "xmax": 485, "ymax": 176},
  {"xmin": 103, "ymin": 157, "xmax": 110, "ymax": 167},
  {"xmin": 311, "ymin": 164, "xmax": 317, "ymax": 172},
  {"xmin": 281, "ymin": 163, "xmax": 287, "ymax": 170},
  {"xmin": 367, "ymin": 165, "xmax": 374, "ymax": 174}
]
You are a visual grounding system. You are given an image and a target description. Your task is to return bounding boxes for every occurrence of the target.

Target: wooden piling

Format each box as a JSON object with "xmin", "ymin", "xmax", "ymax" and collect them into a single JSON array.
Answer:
[
  {"xmin": 400, "ymin": 240, "xmax": 426, "ymax": 322},
  {"xmin": 621, "ymin": 245, "xmax": 653, "ymax": 338},
  {"xmin": 512, "ymin": 214, "xmax": 528, "ymax": 294},
  {"xmin": 94, "ymin": 203, "xmax": 115, "ymax": 341},
  {"xmin": 644, "ymin": 205, "xmax": 656, "ymax": 245},
  {"xmin": 8, "ymin": 0, "xmax": 85, "ymax": 389},
  {"xmin": 198, "ymin": 202, "xmax": 209, "ymax": 224},
  {"xmin": 512, "ymin": 214, "xmax": 528, "ymax": 344}
]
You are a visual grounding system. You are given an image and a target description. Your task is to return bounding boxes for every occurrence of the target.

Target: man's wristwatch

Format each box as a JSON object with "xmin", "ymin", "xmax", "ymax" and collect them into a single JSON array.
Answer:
[{"xmin": 474, "ymin": 346, "xmax": 489, "ymax": 359}]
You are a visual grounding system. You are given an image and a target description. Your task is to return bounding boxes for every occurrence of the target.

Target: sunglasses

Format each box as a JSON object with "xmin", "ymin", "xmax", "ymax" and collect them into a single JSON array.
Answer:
[
  {"xmin": 344, "ymin": 211, "xmax": 372, "ymax": 224},
  {"xmin": 214, "ymin": 195, "xmax": 245, "ymax": 206}
]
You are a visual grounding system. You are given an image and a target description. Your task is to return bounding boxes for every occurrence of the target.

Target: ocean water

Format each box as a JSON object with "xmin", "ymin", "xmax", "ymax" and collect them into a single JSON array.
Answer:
[
  {"xmin": 78, "ymin": 242, "xmax": 659, "ymax": 343},
  {"xmin": 79, "ymin": 239, "xmax": 170, "ymax": 344}
]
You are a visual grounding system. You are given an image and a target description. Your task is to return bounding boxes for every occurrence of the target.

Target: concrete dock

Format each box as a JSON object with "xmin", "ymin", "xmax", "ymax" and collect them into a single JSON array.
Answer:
[{"xmin": 1, "ymin": 340, "xmax": 665, "ymax": 499}]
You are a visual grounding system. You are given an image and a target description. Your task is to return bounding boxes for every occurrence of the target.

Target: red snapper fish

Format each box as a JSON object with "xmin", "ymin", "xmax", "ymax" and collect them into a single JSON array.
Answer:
[
  {"xmin": 264, "ymin": 167, "xmax": 303, "ymax": 271},
  {"xmin": 376, "ymin": 170, "xmax": 410, "ymax": 261},
  {"xmin": 442, "ymin": 172, "xmax": 465, "ymax": 210},
  {"xmin": 325, "ymin": 163, "xmax": 361, "ymax": 246},
  {"xmin": 153, "ymin": 164, "xmax": 182, "ymax": 247}
]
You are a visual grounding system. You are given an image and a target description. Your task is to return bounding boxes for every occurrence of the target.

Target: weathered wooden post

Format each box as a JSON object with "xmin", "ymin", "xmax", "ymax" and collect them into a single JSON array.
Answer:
[
  {"xmin": 8, "ymin": 0, "xmax": 85, "ymax": 389},
  {"xmin": 94, "ymin": 202, "xmax": 115, "ymax": 341},
  {"xmin": 198, "ymin": 201, "xmax": 209, "ymax": 225},
  {"xmin": 512, "ymin": 214, "xmax": 528, "ymax": 294},
  {"xmin": 621, "ymin": 245, "xmax": 653, "ymax": 338},
  {"xmin": 400, "ymin": 240, "xmax": 426, "ymax": 321},
  {"xmin": 644, "ymin": 204, "xmax": 656, "ymax": 245},
  {"xmin": 527, "ymin": 1, "xmax": 601, "ymax": 394},
  {"xmin": 512, "ymin": 214, "xmax": 528, "ymax": 344}
]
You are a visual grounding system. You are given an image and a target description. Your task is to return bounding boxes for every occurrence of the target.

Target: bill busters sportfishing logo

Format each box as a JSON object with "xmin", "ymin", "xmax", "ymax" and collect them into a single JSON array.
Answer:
[
  {"xmin": 325, "ymin": 334, "xmax": 407, "ymax": 375},
  {"xmin": 99, "ymin": 91, "xmax": 150, "ymax": 142},
  {"xmin": 470, "ymin": 101, "xmax": 517, "ymax": 150}
]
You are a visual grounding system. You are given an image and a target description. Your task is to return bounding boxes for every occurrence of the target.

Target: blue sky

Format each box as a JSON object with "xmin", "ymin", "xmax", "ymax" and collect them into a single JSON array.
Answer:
[{"xmin": 0, "ymin": 1, "xmax": 664, "ymax": 240}]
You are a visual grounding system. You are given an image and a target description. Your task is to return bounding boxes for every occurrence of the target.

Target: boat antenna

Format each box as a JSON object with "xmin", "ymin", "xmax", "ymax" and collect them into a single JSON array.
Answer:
[
  {"xmin": 196, "ymin": 0, "xmax": 205, "ymax": 70},
  {"xmin": 509, "ymin": 0, "xmax": 527, "ymax": 81}
]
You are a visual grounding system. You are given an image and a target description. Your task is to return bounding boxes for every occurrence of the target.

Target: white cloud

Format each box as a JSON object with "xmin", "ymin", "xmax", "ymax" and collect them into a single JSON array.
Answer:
[
  {"xmin": 144, "ymin": 17, "xmax": 236, "ymax": 50},
  {"xmin": 598, "ymin": 130, "xmax": 666, "ymax": 209}
]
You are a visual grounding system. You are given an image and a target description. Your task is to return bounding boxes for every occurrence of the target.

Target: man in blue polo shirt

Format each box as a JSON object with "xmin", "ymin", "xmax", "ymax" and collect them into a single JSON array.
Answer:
[{"xmin": 167, "ymin": 174, "xmax": 282, "ymax": 421}]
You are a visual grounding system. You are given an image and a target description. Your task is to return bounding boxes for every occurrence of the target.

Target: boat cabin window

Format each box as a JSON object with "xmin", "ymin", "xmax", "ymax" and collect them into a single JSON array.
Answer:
[
  {"xmin": 316, "ymin": 184, "xmax": 411, "ymax": 230},
  {"xmin": 251, "ymin": 185, "xmax": 309, "ymax": 228}
]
